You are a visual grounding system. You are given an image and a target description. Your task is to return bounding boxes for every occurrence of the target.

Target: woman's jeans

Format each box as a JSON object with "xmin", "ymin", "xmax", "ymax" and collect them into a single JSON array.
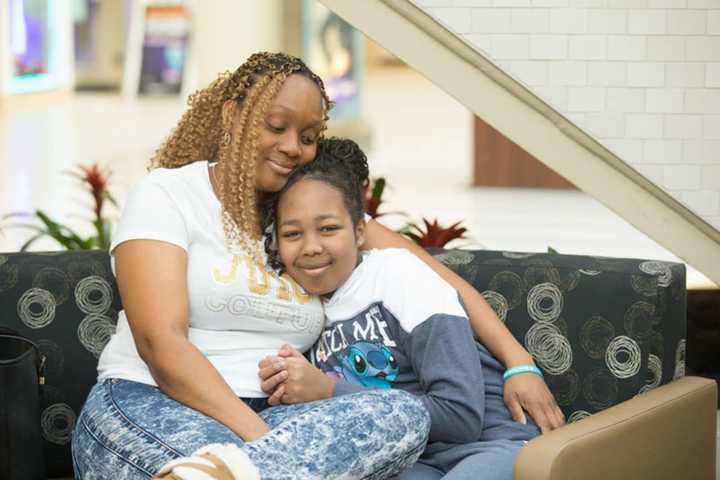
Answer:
[{"xmin": 72, "ymin": 379, "xmax": 430, "ymax": 479}]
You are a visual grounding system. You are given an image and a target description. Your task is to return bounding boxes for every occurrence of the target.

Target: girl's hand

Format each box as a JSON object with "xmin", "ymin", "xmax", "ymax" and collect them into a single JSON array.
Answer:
[
  {"xmin": 258, "ymin": 345, "xmax": 335, "ymax": 405},
  {"xmin": 503, "ymin": 373, "xmax": 565, "ymax": 434},
  {"xmin": 258, "ymin": 353, "xmax": 291, "ymax": 400}
]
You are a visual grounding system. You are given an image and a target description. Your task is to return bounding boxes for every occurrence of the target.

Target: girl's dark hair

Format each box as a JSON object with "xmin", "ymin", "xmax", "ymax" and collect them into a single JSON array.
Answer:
[{"xmin": 263, "ymin": 137, "xmax": 369, "ymax": 271}]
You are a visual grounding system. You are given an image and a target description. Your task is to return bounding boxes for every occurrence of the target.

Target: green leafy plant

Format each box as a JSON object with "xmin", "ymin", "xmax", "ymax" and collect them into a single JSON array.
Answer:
[
  {"xmin": 362, "ymin": 177, "xmax": 406, "ymax": 219},
  {"xmin": 1, "ymin": 164, "xmax": 117, "ymax": 251},
  {"xmin": 363, "ymin": 177, "xmax": 386, "ymax": 218}
]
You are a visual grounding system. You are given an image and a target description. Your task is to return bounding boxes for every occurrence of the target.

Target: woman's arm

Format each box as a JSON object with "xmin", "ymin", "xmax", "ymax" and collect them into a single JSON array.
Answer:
[
  {"xmin": 362, "ymin": 220, "xmax": 565, "ymax": 432},
  {"xmin": 114, "ymin": 240, "xmax": 270, "ymax": 441}
]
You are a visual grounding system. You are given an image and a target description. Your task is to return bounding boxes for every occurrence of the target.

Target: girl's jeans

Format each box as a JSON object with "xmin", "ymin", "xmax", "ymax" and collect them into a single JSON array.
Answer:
[{"xmin": 71, "ymin": 379, "xmax": 430, "ymax": 479}]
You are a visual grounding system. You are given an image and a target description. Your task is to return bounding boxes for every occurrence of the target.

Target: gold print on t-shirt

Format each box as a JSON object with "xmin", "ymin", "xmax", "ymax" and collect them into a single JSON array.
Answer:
[
  {"xmin": 245, "ymin": 255, "xmax": 271, "ymax": 295},
  {"xmin": 271, "ymin": 272, "xmax": 291, "ymax": 301},
  {"xmin": 212, "ymin": 255, "xmax": 241, "ymax": 284},
  {"xmin": 284, "ymin": 273, "xmax": 312, "ymax": 305},
  {"xmin": 212, "ymin": 255, "xmax": 313, "ymax": 304}
]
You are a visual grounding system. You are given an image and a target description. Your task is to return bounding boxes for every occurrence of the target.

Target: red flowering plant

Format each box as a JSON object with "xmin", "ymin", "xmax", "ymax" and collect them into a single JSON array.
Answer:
[
  {"xmin": 362, "ymin": 176, "xmax": 469, "ymax": 249},
  {"xmin": 1, "ymin": 164, "xmax": 117, "ymax": 251},
  {"xmin": 400, "ymin": 218, "xmax": 468, "ymax": 248}
]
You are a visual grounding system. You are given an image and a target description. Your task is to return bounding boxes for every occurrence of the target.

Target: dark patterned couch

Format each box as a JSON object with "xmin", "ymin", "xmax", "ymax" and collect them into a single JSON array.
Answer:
[
  {"xmin": 431, "ymin": 249, "xmax": 687, "ymax": 419},
  {"xmin": 0, "ymin": 248, "xmax": 715, "ymax": 479}
]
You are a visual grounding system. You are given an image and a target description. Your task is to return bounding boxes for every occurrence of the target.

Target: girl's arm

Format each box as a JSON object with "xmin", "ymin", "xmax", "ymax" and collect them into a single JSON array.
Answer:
[
  {"xmin": 362, "ymin": 219, "xmax": 565, "ymax": 433},
  {"xmin": 114, "ymin": 240, "xmax": 270, "ymax": 441}
]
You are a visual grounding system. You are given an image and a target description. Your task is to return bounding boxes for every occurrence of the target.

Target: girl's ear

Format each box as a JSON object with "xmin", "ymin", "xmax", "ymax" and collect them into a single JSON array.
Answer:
[
  {"xmin": 221, "ymin": 100, "xmax": 237, "ymax": 132},
  {"xmin": 355, "ymin": 220, "xmax": 366, "ymax": 249}
]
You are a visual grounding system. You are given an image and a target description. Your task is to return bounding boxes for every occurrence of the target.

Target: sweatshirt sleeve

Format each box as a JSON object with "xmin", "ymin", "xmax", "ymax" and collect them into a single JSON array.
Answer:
[
  {"xmin": 383, "ymin": 250, "xmax": 486, "ymax": 443},
  {"xmin": 404, "ymin": 312, "xmax": 486, "ymax": 443}
]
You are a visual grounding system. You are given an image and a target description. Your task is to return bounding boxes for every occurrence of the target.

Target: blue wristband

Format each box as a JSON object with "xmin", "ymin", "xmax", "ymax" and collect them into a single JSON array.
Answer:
[{"xmin": 503, "ymin": 365, "xmax": 544, "ymax": 381}]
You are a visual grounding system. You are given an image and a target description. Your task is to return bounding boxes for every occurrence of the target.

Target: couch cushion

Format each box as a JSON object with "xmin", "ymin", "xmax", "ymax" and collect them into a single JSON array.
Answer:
[
  {"xmin": 432, "ymin": 249, "xmax": 686, "ymax": 422},
  {"xmin": 0, "ymin": 250, "xmax": 121, "ymax": 478}
]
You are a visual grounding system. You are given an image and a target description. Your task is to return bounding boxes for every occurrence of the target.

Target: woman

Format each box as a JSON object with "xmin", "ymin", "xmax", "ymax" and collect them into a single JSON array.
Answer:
[{"xmin": 72, "ymin": 52, "xmax": 429, "ymax": 480}]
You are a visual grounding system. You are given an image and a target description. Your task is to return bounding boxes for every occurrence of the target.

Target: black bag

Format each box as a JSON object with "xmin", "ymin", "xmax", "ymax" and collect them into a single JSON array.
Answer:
[{"xmin": 0, "ymin": 333, "xmax": 46, "ymax": 480}]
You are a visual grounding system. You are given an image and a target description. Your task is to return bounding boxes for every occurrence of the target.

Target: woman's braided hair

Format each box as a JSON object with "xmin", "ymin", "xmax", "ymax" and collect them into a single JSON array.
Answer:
[
  {"xmin": 263, "ymin": 137, "xmax": 369, "ymax": 272},
  {"xmin": 150, "ymin": 52, "xmax": 331, "ymax": 256}
]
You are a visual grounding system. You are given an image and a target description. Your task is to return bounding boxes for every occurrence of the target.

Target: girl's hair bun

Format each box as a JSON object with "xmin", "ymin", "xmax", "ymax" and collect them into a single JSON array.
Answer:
[{"xmin": 316, "ymin": 137, "xmax": 369, "ymax": 185}]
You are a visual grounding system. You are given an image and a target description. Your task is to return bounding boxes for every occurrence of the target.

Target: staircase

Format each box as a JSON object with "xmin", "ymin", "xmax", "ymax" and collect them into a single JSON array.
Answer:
[{"xmin": 319, "ymin": 0, "xmax": 720, "ymax": 286}]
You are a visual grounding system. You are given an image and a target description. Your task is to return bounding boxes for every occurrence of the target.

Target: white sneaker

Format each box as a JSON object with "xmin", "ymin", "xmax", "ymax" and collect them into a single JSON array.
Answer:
[{"xmin": 154, "ymin": 443, "xmax": 261, "ymax": 480}]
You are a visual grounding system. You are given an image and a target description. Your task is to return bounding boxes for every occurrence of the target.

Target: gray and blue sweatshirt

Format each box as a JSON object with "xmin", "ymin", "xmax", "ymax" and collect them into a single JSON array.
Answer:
[{"xmin": 310, "ymin": 248, "xmax": 496, "ymax": 444}]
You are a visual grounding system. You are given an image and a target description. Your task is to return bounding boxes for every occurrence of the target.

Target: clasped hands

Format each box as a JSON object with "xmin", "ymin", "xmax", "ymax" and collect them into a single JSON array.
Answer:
[
  {"xmin": 258, "ymin": 345, "xmax": 565, "ymax": 433},
  {"xmin": 257, "ymin": 344, "xmax": 335, "ymax": 405}
]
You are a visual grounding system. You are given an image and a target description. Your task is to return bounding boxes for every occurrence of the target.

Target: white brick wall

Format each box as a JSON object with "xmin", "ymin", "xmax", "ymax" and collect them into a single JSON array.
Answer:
[
  {"xmin": 569, "ymin": 35, "xmax": 607, "ymax": 60},
  {"xmin": 530, "ymin": 35, "xmax": 568, "ymax": 59},
  {"xmin": 414, "ymin": 0, "xmax": 720, "ymax": 223},
  {"xmin": 491, "ymin": 34, "xmax": 531, "ymax": 58},
  {"xmin": 511, "ymin": 8, "xmax": 550, "ymax": 32},
  {"xmin": 705, "ymin": 115, "xmax": 720, "ymax": 138},
  {"xmin": 588, "ymin": 61, "xmax": 627, "ymax": 86},
  {"xmin": 627, "ymin": 114, "xmax": 664, "ymax": 138},
  {"xmin": 608, "ymin": 36, "xmax": 647, "ymax": 60},
  {"xmin": 627, "ymin": 62, "xmax": 665, "ymax": 87},
  {"xmin": 549, "ymin": 61, "xmax": 587, "ymax": 86},
  {"xmin": 665, "ymin": 114, "xmax": 703, "ymax": 139},
  {"xmin": 471, "ymin": 9, "xmax": 511, "ymax": 33},
  {"xmin": 569, "ymin": 87, "xmax": 606, "ymax": 111},
  {"xmin": 706, "ymin": 63, "xmax": 720, "ymax": 87},
  {"xmin": 550, "ymin": 8, "xmax": 588, "ymax": 33},
  {"xmin": 644, "ymin": 139, "xmax": 683, "ymax": 163},
  {"xmin": 647, "ymin": 36, "xmax": 685, "ymax": 61},
  {"xmin": 646, "ymin": 89, "xmax": 684, "ymax": 113},
  {"xmin": 667, "ymin": 62, "xmax": 705, "ymax": 87},
  {"xmin": 628, "ymin": 9, "xmax": 666, "ymax": 35},
  {"xmin": 668, "ymin": 10, "xmax": 707, "ymax": 34},
  {"xmin": 606, "ymin": 88, "xmax": 646, "ymax": 112}
]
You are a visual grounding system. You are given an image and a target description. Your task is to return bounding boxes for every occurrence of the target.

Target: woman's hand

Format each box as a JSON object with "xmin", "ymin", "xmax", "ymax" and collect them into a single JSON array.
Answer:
[
  {"xmin": 503, "ymin": 373, "xmax": 565, "ymax": 434},
  {"xmin": 258, "ymin": 345, "xmax": 335, "ymax": 405}
]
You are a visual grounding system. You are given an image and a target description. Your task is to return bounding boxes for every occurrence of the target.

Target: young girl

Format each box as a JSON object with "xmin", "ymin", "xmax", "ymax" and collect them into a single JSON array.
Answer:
[{"xmin": 261, "ymin": 138, "xmax": 542, "ymax": 480}]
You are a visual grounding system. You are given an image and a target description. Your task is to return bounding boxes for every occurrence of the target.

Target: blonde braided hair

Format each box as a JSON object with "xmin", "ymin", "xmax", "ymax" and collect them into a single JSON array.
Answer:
[{"xmin": 150, "ymin": 52, "xmax": 331, "ymax": 256}]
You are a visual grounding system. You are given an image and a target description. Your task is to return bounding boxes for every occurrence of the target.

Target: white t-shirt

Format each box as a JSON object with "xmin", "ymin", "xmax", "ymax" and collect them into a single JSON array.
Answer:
[{"xmin": 97, "ymin": 161, "xmax": 324, "ymax": 397}]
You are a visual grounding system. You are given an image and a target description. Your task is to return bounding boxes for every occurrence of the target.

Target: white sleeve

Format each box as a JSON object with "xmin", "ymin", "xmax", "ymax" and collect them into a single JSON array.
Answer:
[
  {"xmin": 110, "ymin": 174, "xmax": 190, "ymax": 255},
  {"xmin": 379, "ymin": 250, "xmax": 467, "ymax": 333}
]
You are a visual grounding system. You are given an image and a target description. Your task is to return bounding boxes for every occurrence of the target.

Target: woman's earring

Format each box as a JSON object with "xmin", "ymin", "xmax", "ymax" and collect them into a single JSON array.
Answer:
[{"xmin": 222, "ymin": 131, "xmax": 232, "ymax": 146}]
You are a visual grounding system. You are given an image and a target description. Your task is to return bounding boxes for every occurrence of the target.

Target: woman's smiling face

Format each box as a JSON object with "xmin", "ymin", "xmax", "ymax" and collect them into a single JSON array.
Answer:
[
  {"xmin": 226, "ymin": 74, "xmax": 325, "ymax": 193},
  {"xmin": 277, "ymin": 178, "xmax": 365, "ymax": 297}
]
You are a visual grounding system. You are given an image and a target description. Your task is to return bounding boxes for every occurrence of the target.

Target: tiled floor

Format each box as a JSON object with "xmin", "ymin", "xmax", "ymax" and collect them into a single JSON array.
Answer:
[{"xmin": 0, "ymin": 64, "xmax": 717, "ymax": 478}]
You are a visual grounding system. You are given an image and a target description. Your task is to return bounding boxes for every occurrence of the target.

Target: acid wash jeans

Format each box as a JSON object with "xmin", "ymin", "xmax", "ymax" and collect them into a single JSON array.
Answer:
[{"xmin": 72, "ymin": 379, "xmax": 430, "ymax": 480}]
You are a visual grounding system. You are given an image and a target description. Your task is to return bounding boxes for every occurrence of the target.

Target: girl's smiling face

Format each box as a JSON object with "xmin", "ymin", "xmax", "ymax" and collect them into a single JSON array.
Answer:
[{"xmin": 277, "ymin": 178, "xmax": 365, "ymax": 297}]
